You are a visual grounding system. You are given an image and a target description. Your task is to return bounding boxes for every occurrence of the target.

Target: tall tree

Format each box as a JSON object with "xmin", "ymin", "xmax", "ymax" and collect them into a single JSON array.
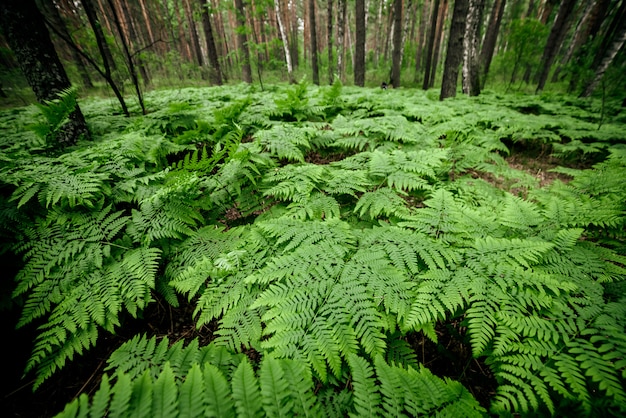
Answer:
[
  {"xmin": 234, "ymin": 0, "xmax": 252, "ymax": 82},
  {"xmin": 0, "ymin": 0, "xmax": 89, "ymax": 146},
  {"xmin": 391, "ymin": 0, "xmax": 403, "ymax": 87},
  {"xmin": 274, "ymin": 0, "xmax": 294, "ymax": 83},
  {"xmin": 327, "ymin": 0, "xmax": 334, "ymax": 84},
  {"xmin": 534, "ymin": 0, "xmax": 578, "ymax": 93},
  {"xmin": 354, "ymin": 0, "xmax": 366, "ymax": 86},
  {"xmin": 440, "ymin": 0, "xmax": 469, "ymax": 100},
  {"xmin": 429, "ymin": 0, "xmax": 448, "ymax": 88},
  {"xmin": 480, "ymin": 0, "xmax": 506, "ymax": 86},
  {"xmin": 309, "ymin": 0, "xmax": 320, "ymax": 84},
  {"xmin": 337, "ymin": 0, "xmax": 347, "ymax": 81},
  {"xmin": 462, "ymin": 0, "xmax": 485, "ymax": 96},
  {"xmin": 200, "ymin": 0, "xmax": 223, "ymax": 84},
  {"xmin": 422, "ymin": 0, "xmax": 440, "ymax": 89},
  {"xmin": 580, "ymin": 9, "xmax": 626, "ymax": 97},
  {"xmin": 182, "ymin": 0, "xmax": 204, "ymax": 68}
]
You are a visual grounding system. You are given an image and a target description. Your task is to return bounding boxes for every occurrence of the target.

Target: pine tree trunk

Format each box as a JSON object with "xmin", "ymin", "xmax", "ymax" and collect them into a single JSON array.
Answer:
[
  {"xmin": 0, "ymin": 0, "xmax": 89, "ymax": 146},
  {"xmin": 391, "ymin": 0, "xmax": 403, "ymax": 87},
  {"xmin": 429, "ymin": 0, "xmax": 448, "ymax": 88},
  {"xmin": 422, "ymin": 0, "xmax": 440, "ymax": 89},
  {"xmin": 200, "ymin": 0, "xmax": 223, "ymax": 85},
  {"xmin": 462, "ymin": 0, "xmax": 485, "ymax": 96},
  {"xmin": 534, "ymin": 0, "xmax": 577, "ymax": 93},
  {"xmin": 309, "ymin": 0, "xmax": 320, "ymax": 84},
  {"xmin": 480, "ymin": 0, "xmax": 505, "ymax": 87},
  {"xmin": 354, "ymin": 0, "xmax": 366, "ymax": 86},
  {"xmin": 440, "ymin": 0, "xmax": 468, "ymax": 100}
]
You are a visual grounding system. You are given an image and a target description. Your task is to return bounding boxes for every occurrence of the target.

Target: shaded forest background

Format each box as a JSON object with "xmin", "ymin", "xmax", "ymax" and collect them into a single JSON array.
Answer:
[{"xmin": 1, "ymin": 0, "xmax": 625, "ymax": 110}]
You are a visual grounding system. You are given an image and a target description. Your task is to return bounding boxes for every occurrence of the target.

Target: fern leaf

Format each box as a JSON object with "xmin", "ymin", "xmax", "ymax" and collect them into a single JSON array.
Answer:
[
  {"xmin": 347, "ymin": 354, "xmax": 382, "ymax": 418},
  {"xmin": 179, "ymin": 364, "xmax": 205, "ymax": 418},
  {"xmin": 259, "ymin": 354, "xmax": 293, "ymax": 417},
  {"xmin": 152, "ymin": 363, "xmax": 178, "ymax": 418},
  {"xmin": 203, "ymin": 364, "xmax": 235, "ymax": 418},
  {"xmin": 232, "ymin": 358, "xmax": 262, "ymax": 418},
  {"xmin": 109, "ymin": 373, "xmax": 133, "ymax": 417},
  {"xmin": 129, "ymin": 371, "xmax": 154, "ymax": 418}
]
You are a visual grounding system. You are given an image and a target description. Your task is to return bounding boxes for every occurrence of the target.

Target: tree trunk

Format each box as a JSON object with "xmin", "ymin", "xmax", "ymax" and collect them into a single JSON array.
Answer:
[
  {"xmin": 391, "ymin": 0, "xmax": 403, "ymax": 87},
  {"xmin": 580, "ymin": 18, "xmax": 626, "ymax": 97},
  {"xmin": 309, "ymin": 0, "xmax": 320, "ymax": 84},
  {"xmin": 182, "ymin": 0, "xmax": 204, "ymax": 68},
  {"xmin": 429, "ymin": 0, "xmax": 448, "ymax": 88},
  {"xmin": 462, "ymin": 0, "xmax": 485, "ymax": 96},
  {"xmin": 440, "ymin": 0, "xmax": 469, "ymax": 100},
  {"xmin": 107, "ymin": 0, "xmax": 145, "ymax": 114},
  {"xmin": 354, "ymin": 0, "xmax": 366, "ymax": 86},
  {"xmin": 337, "ymin": 0, "xmax": 347, "ymax": 82},
  {"xmin": 415, "ymin": 0, "xmax": 429, "ymax": 78},
  {"xmin": 328, "ymin": 0, "xmax": 334, "ymax": 84},
  {"xmin": 234, "ymin": 0, "xmax": 252, "ymax": 82},
  {"xmin": 274, "ymin": 0, "xmax": 294, "ymax": 83},
  {"xmin": 480, "ymin": 0, "xmax": 506, "ymax": 87},
  {"xmin": 38, "ymin": 0, "xmax": 94, "ymax": 89},
  {"xmin": 200, "ymin": 0, "xmax": 223, "ymax": 85},
  {"xmin": 422, "ymin": 0, "xmax": 440, "ymax": 89},
  {"xmin": 0, "ymin": 0, "xmax": 89, "ymax": 146},
  {"xmin": 534, "ymin": 0, "xmax": 578, "ymax": 93}
]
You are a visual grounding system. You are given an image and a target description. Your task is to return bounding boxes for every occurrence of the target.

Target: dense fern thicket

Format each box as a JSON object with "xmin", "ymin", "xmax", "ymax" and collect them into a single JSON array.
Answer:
[{"xmin": 1, "ymin": 83, "xmax": 625, "ymax": 417}]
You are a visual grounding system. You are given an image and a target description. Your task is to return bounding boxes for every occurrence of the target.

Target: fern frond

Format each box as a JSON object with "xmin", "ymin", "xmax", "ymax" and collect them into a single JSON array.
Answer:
[
  {"xmin": 347, "ymin": 354, "xmax": 383, "ymax": 418},
  {"xmin": 232, "ymin": 358, "xmax": 263, "ymax": 418}
]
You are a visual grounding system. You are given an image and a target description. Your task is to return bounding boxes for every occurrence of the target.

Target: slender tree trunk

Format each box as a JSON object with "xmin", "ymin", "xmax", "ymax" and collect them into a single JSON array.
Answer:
[
  {"xmin": 0, "ymin": 0, "xmax": 89, "ymax": 146},
  {"xmin": 415, "ymin": 0, "xmax": 429, "ymax": 78},
  {"xmin": 429, "ymin": 0, "xmax": 448, "ymax": 88},
  {"xmin": 440, "ymin": 0, "xmax": 469, "ymax": 100},
  {"xmin": 580, "ymin": 18, "xmax": 626, "ymax": 97},
  {"xmin": 182, "ymin": 0, "xmax": 204, "ymax": 68},
  {"xmin": 200, "ymin": 0, "xmax": 223, "ymax": 85},
  {"xmin": 462, "ymin": 0, "xmax": 485, "ymax": 96},
  {"xmin": 480, "ymin": 0, "xmax": 506, "ymax": 87},
  {"xmin": 274, "ymin": 0, "xmax": 294, "ymax": 83},
  {"xmin": 534, "ymin": 0, "xmax": 578, "ymax": 93},
  {"xmin": 391, "ymin": 0, "xmax": 403, "ymax": 87},
  {"xmin": 234, "ymin": 0, "xmax": 252, "ymax": 82},
  {"xmin": 354, "ymin": 0, "xmax": 366, "ymax": 86},
  {"xmin": 422, "ymin": 0, "xmax": 440, "ymax": 89},
  {"xmin": 337, "ymin": 0, "xmax": 347, "ymax": 82},
  {"xmin": 328, "ymin": 0, "xmax": 334, "ymax": 84},
  {"xmin": 117, "ymin": 0, "xmax": 151, "ymax": 87},
  {"xmin": 107, "ymin": 0, "xmax": 145, "ymax": 114},
  {"xmin": 309, "ymin": 0, "xmax": 320, "ymax": 84}
]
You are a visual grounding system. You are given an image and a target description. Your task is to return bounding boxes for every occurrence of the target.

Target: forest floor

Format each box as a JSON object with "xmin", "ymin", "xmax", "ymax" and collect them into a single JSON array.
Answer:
[{"xmin": 0, "ymin": 148, "xmax": 592, "ymax": 418}]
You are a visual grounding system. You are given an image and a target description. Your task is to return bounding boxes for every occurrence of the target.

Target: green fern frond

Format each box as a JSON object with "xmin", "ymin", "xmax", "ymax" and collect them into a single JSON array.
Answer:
[
  {"xmin": 262, "ymin": 163, "xmax": 325, "ymax": 202},
  {"xmin": 354, "ymin": 188, "xmax": 411, "ymax": 220},
  {"xmin": 232, "ymin": 358, "xmax": 263, "ymax": 418},
  {"xmin": 255, "ymin": 125, "xmax": 312, "ymax": 162},
  {"xmin": 347, "ymin": 354, "xmax": 382, "ymax": 418}
]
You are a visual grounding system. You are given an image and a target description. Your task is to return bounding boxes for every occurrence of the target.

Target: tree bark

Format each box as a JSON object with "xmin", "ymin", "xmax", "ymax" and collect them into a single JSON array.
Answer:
[
  {"xmin": 440, "ymin": 0, "xmax": 468, "ymax": 100},
  {"xmin": 480, "ymin": 0, "xmax": 506, "ymax": 86},
  {"xmin": 429, "ymin": 0, "xmax": 448, "ymax": 88},
  {"xmin": 422, "ymin": 0, "xmax": 440, "ymax": 89},
  {"xmin": 0, "ymin": 0, "xmax": 89, "ymax": 146},
  {"xmin": 200, "ymin": 0, "xmax": 223, "ymax": 85},
  {"xmin": 309, "ymin": 0, "xmax": 320, "ymax": 84},
  {"xmin": 391, "ymin": 0, "xmax": 403, "ymax": 87},
  {"xmin": 580, "ymin": 15, "xmax": 626, "ymax": 97},
  {"xmin": 327, "ymin": 0, "xmax": 334, "ymax": 84},
  {"xmin": 534, "ymin": 0, "xmax": 578, "ymax": 93},
  {"xmin": 354, "ymin": 0, "xmax": 366, "ymax": 86},
  {"xmin": 337, "ymin": 0, "xmax": 347, "ymax": 82},
  {"xmin": 182, "ymin": 0, "xmax": 204, "ymax": 68},
  {"xmin": 274, "ymin": 0, "xmax": 294, "ymax": 83},
  {"xmin": 462, "ymin": 0, "xmax": 485, "ymax": 96},
  {"xmin": 234, "ymin": 0, "xmax": 252, "ymax": 82}
]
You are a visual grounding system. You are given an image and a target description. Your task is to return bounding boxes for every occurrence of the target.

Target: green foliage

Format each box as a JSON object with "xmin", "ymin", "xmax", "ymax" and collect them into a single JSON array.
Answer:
[
  {"xmin": 1, "ymin": 85, "xmax": 625, "ymax": 416},
  {"xmin": 28, "ymin": 87, "xmax": 81, "ymax": 148}
]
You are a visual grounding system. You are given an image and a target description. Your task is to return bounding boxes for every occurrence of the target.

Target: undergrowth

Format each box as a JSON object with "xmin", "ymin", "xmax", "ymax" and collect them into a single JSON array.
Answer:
[{"xmin": 1, "ymin": 83, "xmax": 625, "ymax": 417}]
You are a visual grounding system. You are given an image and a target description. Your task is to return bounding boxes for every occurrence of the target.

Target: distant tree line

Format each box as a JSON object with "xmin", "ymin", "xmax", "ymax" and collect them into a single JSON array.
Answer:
[{"xmin": 1, "ymin": 0, "xmax": 625, "ymax": 143}]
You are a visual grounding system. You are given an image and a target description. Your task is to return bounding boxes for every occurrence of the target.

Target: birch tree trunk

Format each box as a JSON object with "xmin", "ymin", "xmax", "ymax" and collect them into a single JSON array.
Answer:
[
  {"xmin": 462, "ymin": 0, "xmax": 484, "ymax": 96},
  {"xmin": 274, "ymin": 0, "xmax": 294, "ymax": 83},
  {"xmin": 580, "ymin": 19, "xmax": 626, "ymax": 97}
]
